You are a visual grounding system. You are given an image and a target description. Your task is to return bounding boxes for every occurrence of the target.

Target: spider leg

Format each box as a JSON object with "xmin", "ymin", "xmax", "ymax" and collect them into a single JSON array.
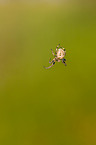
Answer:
[
  {"xmin": 63, "ymin": 58, "xmax": 66, "ymax": 61},
  {"xmin": 56, "ymin": 44, "xmax": 60, "ymax": 49},
  {"xmin": 44, "ymin": 60, "xmax": 55, "ymax": 69},
  {"xmin": 49, "ymin": 58, "xmax": 56, "ymax": 64},
  {"xmin": 56, "ymin": 44, "xmax": 60, "ymax": 53},
  {"xmin": 51, "ymin": 49, "xmax": 56, "ymax": 56},
  {"xmin": 49, "ymin": 58, "xmax": 52, "ymax": 64},
  {"xmin": 62, "ymin": 58, "xmax": 67, "ymax": 66}
]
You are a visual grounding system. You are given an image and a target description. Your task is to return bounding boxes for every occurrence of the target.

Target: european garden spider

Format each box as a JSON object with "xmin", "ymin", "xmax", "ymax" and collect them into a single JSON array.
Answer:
[{"xmin": 44, "ymin": 44, "xmax": 66, "ymax": 69}]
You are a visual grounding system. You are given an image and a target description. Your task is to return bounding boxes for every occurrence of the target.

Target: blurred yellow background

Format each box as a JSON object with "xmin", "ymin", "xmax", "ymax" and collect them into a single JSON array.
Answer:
[{"xmin": 0, "ymin": 0, "xmax": 96, "ymax": 145}]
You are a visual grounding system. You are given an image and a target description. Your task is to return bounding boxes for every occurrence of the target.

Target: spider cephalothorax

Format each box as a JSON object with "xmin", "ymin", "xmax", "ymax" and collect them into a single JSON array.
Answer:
[{"xmin": 44, "ymin": 44, "xmax": 66, "ymax": 69}]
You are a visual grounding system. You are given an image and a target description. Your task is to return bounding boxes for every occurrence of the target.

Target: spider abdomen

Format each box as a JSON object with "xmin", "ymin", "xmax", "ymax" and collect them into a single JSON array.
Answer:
[{"xmin": 57, "ymin": 49, "xmax": 65, "ymax": 59}]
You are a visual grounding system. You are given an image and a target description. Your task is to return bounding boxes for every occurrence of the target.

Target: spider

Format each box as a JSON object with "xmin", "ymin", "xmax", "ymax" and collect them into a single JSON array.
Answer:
[{"xmin": 44, "ymin": 44, "xmax": 66, "ymax": 69}]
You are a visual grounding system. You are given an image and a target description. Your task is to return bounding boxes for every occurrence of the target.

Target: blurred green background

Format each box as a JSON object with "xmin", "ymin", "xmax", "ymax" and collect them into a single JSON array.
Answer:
[{"xmin": 0, "ymin": 0, "xmax": 96, "ymax": 145}]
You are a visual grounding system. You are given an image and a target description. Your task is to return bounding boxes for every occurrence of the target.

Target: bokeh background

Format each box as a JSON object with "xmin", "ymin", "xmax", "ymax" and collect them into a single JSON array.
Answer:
[{"xmin": 0, "ymin": 0, "xmax": 96, "ymax": 145}]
